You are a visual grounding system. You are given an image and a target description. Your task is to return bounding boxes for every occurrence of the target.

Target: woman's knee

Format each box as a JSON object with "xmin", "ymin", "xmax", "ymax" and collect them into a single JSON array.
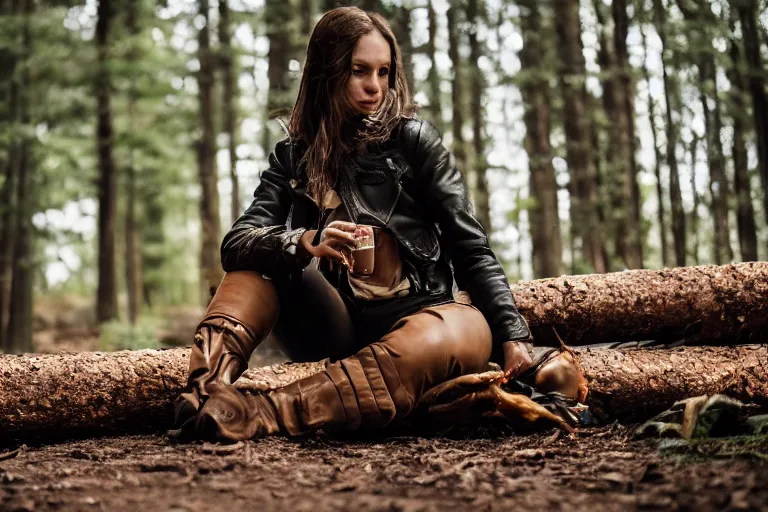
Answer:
[
  {"xmin": 376, "ymin": 303, "xmax": 492, "ymax": 393},
  {"xmin": 421, "ymin": 303, "xmax": 492, "ymax": 373}
]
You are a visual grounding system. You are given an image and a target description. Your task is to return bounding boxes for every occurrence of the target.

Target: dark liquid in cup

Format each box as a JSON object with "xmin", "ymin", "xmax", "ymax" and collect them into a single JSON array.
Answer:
[{"xmin": 352, "ymin": 246, "xmax": 375, "ymax": 276}]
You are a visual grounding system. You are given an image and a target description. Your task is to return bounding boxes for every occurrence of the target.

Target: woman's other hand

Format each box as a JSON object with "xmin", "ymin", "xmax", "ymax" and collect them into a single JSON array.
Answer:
[
  {"xmin": 298, "ymin": 221, "xmax": 358, "ymax": 267},
  {"xmin": 502, "ymin": 340, "xmax": 534, "ymax": 378}
]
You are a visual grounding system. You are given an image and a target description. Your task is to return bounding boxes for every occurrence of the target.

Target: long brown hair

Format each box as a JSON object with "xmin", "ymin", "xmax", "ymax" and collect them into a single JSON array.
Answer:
[{"xmin": 287, "ymin": 6, "xmax": 416, "ymax": 203}]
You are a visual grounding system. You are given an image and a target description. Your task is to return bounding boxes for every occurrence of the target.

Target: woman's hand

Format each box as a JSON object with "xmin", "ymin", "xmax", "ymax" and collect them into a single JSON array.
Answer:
[
  {"xmin": 502, "ymin": 340, "xmax": 534, "ymax": 378},
  {"xmin": 298, "ymin": 221, "xmax": 358, "ymax": 268}
]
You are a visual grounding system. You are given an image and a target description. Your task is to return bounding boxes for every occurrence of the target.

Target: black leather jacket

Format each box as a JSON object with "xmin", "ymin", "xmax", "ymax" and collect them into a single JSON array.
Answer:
[{"xmin": 221, "ymin": 117, "xmax": 531, "ymax": 354}]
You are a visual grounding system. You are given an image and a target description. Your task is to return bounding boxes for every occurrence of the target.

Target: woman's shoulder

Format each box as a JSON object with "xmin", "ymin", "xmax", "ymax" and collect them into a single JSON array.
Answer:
[
  {"xmin": 395, "ymin": 116, "xmax": 445, "ymax": 165},
  {"xmin": 270, "ymin": 135, "xmax": 308, "ymax": 176},
  {"xmin": 397, "ymin": 116, "xmax": 441, "ymax": 141}
]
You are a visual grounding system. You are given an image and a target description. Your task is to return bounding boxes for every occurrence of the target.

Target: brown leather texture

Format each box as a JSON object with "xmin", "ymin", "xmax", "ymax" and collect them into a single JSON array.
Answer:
[
  {"xmin": 174, "ymin": 272, "xmax": 281, "ymax": 431},
  {"xmin": 196, "ymin": 302, "xmax": 493, "ymax": 440},
  {"xmin": 201, "ymin": 271, "xmax": 280, "ymax": 342}
]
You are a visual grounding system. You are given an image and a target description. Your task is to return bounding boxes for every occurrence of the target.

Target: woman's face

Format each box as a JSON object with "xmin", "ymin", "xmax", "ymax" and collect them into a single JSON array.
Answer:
[{"xmin": 346, "ymin": 30, "xmax": 391, "ymax": 114}]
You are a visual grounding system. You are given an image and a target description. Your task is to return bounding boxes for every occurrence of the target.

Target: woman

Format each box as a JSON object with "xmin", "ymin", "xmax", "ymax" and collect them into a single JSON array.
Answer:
[{"xmin": 174, "ymin": 7, "xmax": 582, "ymax": 441}]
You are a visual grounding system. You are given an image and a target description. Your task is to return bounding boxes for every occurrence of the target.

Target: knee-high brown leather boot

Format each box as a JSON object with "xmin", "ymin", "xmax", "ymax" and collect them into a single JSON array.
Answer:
[
  {"xmin": 193, "ymin": 343, "xmax": 412, "ymax": 440},
  {"xmin": 192, "ymin": 302, "xmax": 493, "ymax": 441},
  {"xmin": 174, "ymin": 271, "xmax": 279, "ymax": 426}
]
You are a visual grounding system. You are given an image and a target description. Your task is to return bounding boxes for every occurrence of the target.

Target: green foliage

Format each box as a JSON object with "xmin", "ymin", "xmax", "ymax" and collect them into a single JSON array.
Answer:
[{"xmin": 98, "ymin": 318, "xmax": 162, "ymax": 351}]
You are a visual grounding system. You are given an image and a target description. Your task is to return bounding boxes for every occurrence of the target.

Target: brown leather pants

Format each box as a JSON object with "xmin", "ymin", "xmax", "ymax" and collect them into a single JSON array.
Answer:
[{"xmin": 177, "ymin": 271, "xmax": 492, "ymax": 441}]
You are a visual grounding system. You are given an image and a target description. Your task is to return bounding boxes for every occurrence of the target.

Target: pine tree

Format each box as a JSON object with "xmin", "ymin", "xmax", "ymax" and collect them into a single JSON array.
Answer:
[
  {"xmin": 197, "ymin": 0, "xmax": 223, "ymax": 303},
  {"xmin": 95, "ymin": 0, "xmax": 119, "ymax": 322},
  {"xmin": 554, "ymin": 0, "xmax": 607, "ymax": 273},
  {"xmin": 517, "ymin": 0, "xmax": 563, "ymax": 278}
]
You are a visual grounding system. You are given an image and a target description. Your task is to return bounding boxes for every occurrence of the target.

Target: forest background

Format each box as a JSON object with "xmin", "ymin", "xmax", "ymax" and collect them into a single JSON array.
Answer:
[{"xmin": 1, "ymin": 0, "xmax": 767, "ymax": 354}]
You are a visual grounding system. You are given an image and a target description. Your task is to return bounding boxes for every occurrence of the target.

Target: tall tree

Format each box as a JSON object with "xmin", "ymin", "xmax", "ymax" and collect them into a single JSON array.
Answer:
[
  {"xmin": 263, "ymin": 0, "xmax": 302, "ymax": 153},
  {"xmin": 95, "ymin": 0, "xmax": 118, "ymax": 322},
  {"xmin": 611, "ymin": 0, "xmax": 643, "ymax": 268},
  {"xmin": 727, "ymin": 12, "xmax": 758, "ymax": 261},
  {"xmin": 125, "ymin": 0, "xmax": 142, "ymax": 324},
  {"xmin": 5, "ymin": 0, "xmax": 34, "ymax": 352},
  {"xmin": 446, "ymin": 5, "xmax": 467, "ymax": 173},
  {"xmin": 425, "ymin": 0, "xmax": 443, "ymax": 132},
  {"xmin": 467, "ymin": 0, "xmax": 491, "ymax": 235},
  {"xmin": 197, "ymin": 0, "xmax": 223, "ymax": 302},
  {"xmin": 733, "ymin": 0, "xmax": 768, "ymax": 223},
  {"xmin": 592, "ymin": 0, "xmax": 643, "ymax": 270},
  {"xmin": 219, "ymin": 0, "xmax": 240, "ymax": 223},
  {"xmin": 554, "ymin": 0, "xmax": 607, "ymax": 273},
  {"xmin": 301, "ymin": 0, "xmax": 314, "ymax": 36},
  {"xmin": 392, "ymin": 5, "xmax": 414, "ymax": 95},
  {"xmin": 677, "ymin": 0, "xmax": 732, "ymax": 264},
  {"xmin": 518, "ymin": 0, "xmax": 563, "ymax": 278},
  {"xmin": 0, "ymin": 0, "xmax": 20, "ymax": 349},
  {"xmin": 640, "ymin": 22, "xmax": 669, "ymax": 267},
  {"xmin": 653, "ymin": 0, "xmax": 686, "ymax": 266}
]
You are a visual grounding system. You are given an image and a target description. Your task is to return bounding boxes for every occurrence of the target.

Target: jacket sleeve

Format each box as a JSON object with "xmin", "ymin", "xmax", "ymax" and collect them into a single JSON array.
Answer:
[
  {"xmin": 220, "ymin": 139, "xmax": 312, "ymax": 277},
  {"xmin": 406, "ymin": 119, "xmax": 531, "ymax": 349}
]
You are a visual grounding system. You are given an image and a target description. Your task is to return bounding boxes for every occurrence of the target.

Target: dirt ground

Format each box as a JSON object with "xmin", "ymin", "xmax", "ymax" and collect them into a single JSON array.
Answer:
[{"xmin": 1, "ymin": 426, "xmax": 766, "ymax": 512}]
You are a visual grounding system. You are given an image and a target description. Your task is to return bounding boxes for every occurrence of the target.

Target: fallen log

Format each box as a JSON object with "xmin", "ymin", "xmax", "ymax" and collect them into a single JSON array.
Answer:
[
  {"xmin": 504, "ymin": 261, "xmax": 768, "ymax": 346},
  {"xmin": 579, "ymin": 345, "xmax": 768, "ymax": 422},
  {"xmin": 1, "ymin": 345, "xmax": 766, "ymax": 444}
]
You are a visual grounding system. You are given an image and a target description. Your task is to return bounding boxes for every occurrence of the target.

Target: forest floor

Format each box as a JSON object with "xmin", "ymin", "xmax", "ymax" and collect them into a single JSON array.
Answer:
[
  {"xmin": 14, "ymin": 307, "xmax": 768, "ymax": 510},
  {"xmin": 1, "ymin": 426, "xmax": 766, "ymax": 511}
]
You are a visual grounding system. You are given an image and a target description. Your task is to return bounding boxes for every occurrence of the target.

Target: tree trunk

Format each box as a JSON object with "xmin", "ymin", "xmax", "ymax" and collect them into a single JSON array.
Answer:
[
  {"xmin": 6, "ymin": 130, "xmax": 33, "ymax": 354},
  {"xmin": 425, "ymin": 0, "xmax": 443, "ymax": 132},
  {"xmin": 2, "ymin": 343, "xmax": 766, "ymax": 442},
  {"xmin": 654, "ymin": 0, "xmax": 686, "ymax": 266},
  {"xmin": 125, "ymin": 210, "xmax": 141, "ymax": 325},
  {"xmin": 392, "ymin": 5, "xmax": 414, "ymax": 96},
  {"xmin": 587, "ymin": 92, "xmax": 610, "ymax": 273},
  {"xmin": 219, "ymin": 0, "xmax": 240, "ymax": 224},
  {"xmin": 301, "ymin": 0, "xmax": 314, "ymax": 36},
  {"xmin": 611, "ymin": 0, "xmax": 643, "ymax": 269},
  {"xmin": 0, "ymin": 0, "xmax": 21, "ymax": 351},
  {"xmin": 554, "ymin": 0, "xmax": 607, "ymax": 274},
  {"xmin": 263, "ymin": 0, "xmax": 301, "ymax": 154},
  {"xmin": 699, "ymin": 55, "xmax": 733, "ymax": 264},
  {"xmin": 197, "ymin": 0, "xmax": 223, "ymax": 305},
  {"xmin": 676, "ymin": 0, "xmax": 733, "ymax": 264},
  {"xmin": 640, "ymin": 23, "xmax": 668, "ymax": 268},
  {"xmin": 467, "ymin": 0, "xmax": 491, "ymax": 236},
  {"xmin": 5, "ymin": 0, "xmax": 34, "ymax": 354},
  {"xmin": 446, "ymin": 5, "xmax": 467, "ymax": 173},
  {"xmin": 735, "ymin": 0, "xmax": 768, "ymax": 223},
  {"xmin": 728, "ymin": 23, "xmax": 758, "ymax": 262},
  {"xmin": 141, "ymin": 183, "xmax": 166, "ymax": 308},
  {"xmin": 95, "ymin": 0, "xmax": 118, "ymax": 322},
  {"xmin": 125, "ymin": 0, "xmax": 142, "ymax": 325},
  {"xmin": 689, "ymin": 133, "xmax": 701, "ymax": 264},
  {"xmin": 594, "ymin": 0, "xmax": 643, "ymax": 270},
  {"xmin": 518, "ymin": 0, "xmax": 563, "ymax": 278}
]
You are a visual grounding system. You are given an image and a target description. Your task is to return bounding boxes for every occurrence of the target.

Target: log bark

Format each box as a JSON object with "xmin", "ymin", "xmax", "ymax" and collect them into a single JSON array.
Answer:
[
  {"xmin": 1, "ymin": 345, "xmax": 766, "ymax": 444},
  {"xmin": 579, "ymin": 345, "xmax": 768, "ymax": 422},
  {"xmin": 2, "ymin": 262, "xmax": 768, "ymax": 442},
  {"xmin": 507, "ymin": 262, "xmax": 768, "ymax": 346}
]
